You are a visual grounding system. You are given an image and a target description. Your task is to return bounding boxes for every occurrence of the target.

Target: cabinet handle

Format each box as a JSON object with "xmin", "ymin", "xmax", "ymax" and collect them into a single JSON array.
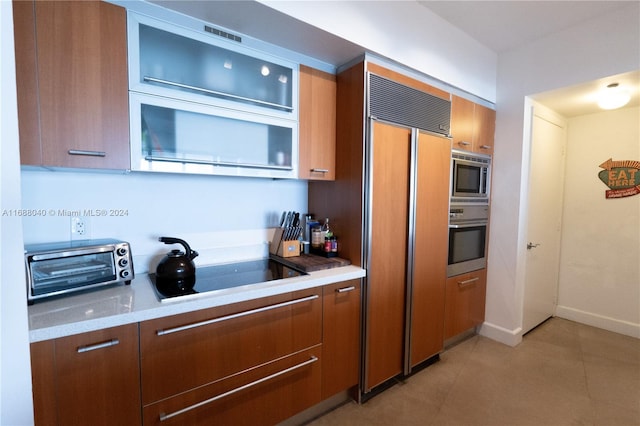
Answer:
[
  {"xmin": 480, "ymin": 145, "xmax": 492, "ymax": 150},
  {"xmin": 310, "ymin": 168, "xmax": 330, "ymax": 173},
  {"xmin": 76, "ymin": 338, "xmax": 120, "ymax": 353},
  {"xmin": 68, "ymin": 149, "xmax": 106, "ymax": 157},
  {"xmin": 145, "ymin": 154, "xmax": 293, "ymax": 171},
  {"xmin": 335, "ymin": 286, "xmax": 356, "ymax": 293},
  {"xmin": 457, "ymin": 141, "xmax": 471, "ymax": 146},
  {"xmin": 457, "ymin": 277, "xmax": 480, "ymax": 288},
  {"xmin": 156, "ymin": 294, "xmax": 319, "ymax": 336},
  {"xmin": 159, "ymin": 355, "xmax": 319, "ymax": 422},
  {"xmin": 143, "ymin": 76, "xmax": 294, "ymax": 112}
]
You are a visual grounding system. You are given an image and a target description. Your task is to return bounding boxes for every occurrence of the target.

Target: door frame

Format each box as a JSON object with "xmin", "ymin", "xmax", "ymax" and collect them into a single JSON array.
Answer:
[{"xmin": 515, "ymin": 98, "xmax": 567, "ymax": 338}]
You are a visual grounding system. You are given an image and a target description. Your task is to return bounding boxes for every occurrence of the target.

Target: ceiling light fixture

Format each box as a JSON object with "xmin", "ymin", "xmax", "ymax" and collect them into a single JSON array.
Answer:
[
  {"xmin": 261, "ymin": 65, "xmax": 270, "ymax": 76},
  {"xmin": 597, "ymin": 83, "xmax": 631, "ymax": 110}
]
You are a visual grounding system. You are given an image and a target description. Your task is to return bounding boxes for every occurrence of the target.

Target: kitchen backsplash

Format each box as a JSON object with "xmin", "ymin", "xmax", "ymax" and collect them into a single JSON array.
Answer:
[{"xmin": 20, "ymin": 169, "xmax": 307, "ymax": 273}]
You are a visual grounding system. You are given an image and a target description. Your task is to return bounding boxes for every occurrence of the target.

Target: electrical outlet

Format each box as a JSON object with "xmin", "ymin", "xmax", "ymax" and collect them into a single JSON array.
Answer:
[{"xmin": 71, "ymin": 216, "xmax": 90, "ymax": 240}]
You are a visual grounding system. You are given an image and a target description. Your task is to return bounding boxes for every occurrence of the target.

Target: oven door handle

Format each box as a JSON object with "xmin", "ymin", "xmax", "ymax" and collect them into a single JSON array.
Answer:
[{"xmin": 449, "ymin": 221, "xmax": 488, "ymax": 229}]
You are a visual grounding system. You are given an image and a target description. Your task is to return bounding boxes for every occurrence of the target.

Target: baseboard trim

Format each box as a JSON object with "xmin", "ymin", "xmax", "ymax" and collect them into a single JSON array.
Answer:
[
  {"xmin": 555, "ymin": 305, "xmax": 640, "ymax": 338},
  {"xmin": 478, "ymin": 321, "xmax": 523, "ymax": 347}
]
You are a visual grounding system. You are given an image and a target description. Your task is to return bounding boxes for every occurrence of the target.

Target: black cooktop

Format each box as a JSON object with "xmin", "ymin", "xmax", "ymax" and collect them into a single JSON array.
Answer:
[{"xmin": 150, "ymin": 258, "xmax": 307, "ymax": 301}]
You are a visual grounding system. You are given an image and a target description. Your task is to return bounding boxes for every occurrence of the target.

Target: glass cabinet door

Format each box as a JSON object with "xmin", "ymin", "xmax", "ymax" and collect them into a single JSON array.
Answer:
[
  {"xmin": 130, "ymin": 93, "xmax": 298, "ymax": 178},
  {"xmin": 128, "ymin": 13, "xmax": 297, "ymax": 118}
]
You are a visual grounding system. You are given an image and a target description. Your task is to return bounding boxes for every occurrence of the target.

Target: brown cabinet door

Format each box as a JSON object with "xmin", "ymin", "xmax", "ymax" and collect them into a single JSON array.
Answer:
[
  {"xmin": 365, "ymin": 121, "xmax": 411, "ymax": 391},
  {"xmin": 139, "ymin": 289, "xmax": 322, "ymax": 405},
  {"xmin": 444, "ymin": 269, "xmax": 487, "ymax": 340},
  {"xmin": 473, "ymin": 104, "xmax": 496, "ymax": 155},
  {"xmin": 14, "ymin": 0, "xmax": 130, "ymax": 169},
  {"xmin": 30, "ymin": 340, "xmax": 57, "ymax": 426},
  {"xmin": 409, "ymin": 132, "xmax": 450, "ymax": 368},
  {"xmin": 450, "ymin": 95, "xmax": 475, "ymax": 152},
  {"xmin": 322, "ymin": 279, "xmax": 361, "ymax": 399},
  {"xmin": 31, "ymin": 324, "xmax": 142, "ymax": 426},
  {"xmin": 143, "ymin": 347, "xmax": 321, "ymax": 426},
  {"xmin": 299, "ymin": 65, "xmax": 336, "ymax": 180},
  {"xmin": 451, "ymin": 95, "xmax": 495, "ymax": 155}
]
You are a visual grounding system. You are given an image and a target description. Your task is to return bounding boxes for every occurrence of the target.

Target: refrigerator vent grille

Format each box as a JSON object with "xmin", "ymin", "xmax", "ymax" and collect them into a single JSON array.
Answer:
[{"xmin": 369, "ymin": 73, "xmax": 451, "ymax": 135}]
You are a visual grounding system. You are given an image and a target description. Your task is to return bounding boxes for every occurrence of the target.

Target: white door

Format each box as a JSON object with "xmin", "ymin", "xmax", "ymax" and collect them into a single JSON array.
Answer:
[{"xmin": 522, "ymin": 104, "xmax": 567, "ymax": 334}]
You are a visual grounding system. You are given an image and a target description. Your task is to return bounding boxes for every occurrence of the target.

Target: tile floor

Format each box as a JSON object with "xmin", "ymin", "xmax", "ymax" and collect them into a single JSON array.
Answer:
[{"xmin": 308, "ymin": 318, "xmax": 640, "ymax": 426}]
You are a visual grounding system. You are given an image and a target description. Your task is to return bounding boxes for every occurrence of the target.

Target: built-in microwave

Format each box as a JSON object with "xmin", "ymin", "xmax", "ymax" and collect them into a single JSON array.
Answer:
[{"xmin": 451, "ymin": 150, "xmax": 491, "ymax": 204}]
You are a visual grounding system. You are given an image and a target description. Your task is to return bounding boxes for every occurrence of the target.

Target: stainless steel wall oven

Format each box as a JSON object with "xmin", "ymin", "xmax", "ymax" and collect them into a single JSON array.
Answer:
[{"xmin": 447, "ymin": 205, "xmax": 488, "ymax": 277}]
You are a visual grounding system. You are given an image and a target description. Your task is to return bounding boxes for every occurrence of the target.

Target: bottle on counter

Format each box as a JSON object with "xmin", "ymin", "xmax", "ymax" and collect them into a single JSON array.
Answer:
[
  {"xmin": 311, "ymin": 226, "xmax": 323, "ymax": 249},
  {"xmin": 321, "ymin": 218, "xmax": 332, "ymax": 239}
]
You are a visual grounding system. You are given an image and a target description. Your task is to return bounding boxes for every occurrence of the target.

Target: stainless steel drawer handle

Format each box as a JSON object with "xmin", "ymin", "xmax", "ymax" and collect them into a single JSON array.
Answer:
[
  {"xmin": 143, "ymin": 76, "xmax": 294, "ymax": 112},
  {"xmin": 480, "ymin": 145, "xmax": 492, "ymax": 150},
  {"xmin": 457, "ymin": 277, "xmax": 480, "ymax": 288},
  {"xmin": 335, "ymin": 286, "xmax": 356, "ymax": 293},
  {"xmin": 156, "ymin": 294, "xmax": 319, "ymax": 336},
  {"xmin": 77, "ymin": 338, "xmax": 120, "ymax": 353},
  {"xmin": 159, "ymin": 355, "xmax": 319, "ymax": 422},
  {"xmin": 310, "ymin": 168, "xmax": 330, "ymax": 173},
  {"xmin": 68, "ymin": 149, "xmax": 106, "ymax": 157},
  {"xmin": 457, "ymin": 141, "xmax": 471, "ymax": 146}
]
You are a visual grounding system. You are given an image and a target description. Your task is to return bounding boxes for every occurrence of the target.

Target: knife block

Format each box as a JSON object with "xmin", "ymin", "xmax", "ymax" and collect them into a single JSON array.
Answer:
[{"xmin": 270, "ymin": 228, "xmax": 301, "ymax": 258}]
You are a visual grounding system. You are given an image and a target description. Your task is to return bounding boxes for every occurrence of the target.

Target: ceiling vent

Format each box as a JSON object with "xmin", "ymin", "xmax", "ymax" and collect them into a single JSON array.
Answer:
[{"xmin": 204, "ymin": 25, "xmax": 242, "ymax": 43}]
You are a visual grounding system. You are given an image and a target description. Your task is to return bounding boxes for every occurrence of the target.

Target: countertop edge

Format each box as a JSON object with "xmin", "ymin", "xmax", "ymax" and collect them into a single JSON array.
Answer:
[{"xmin": 28, "ymin": 265, "xmax": 366, "ymax": 343}]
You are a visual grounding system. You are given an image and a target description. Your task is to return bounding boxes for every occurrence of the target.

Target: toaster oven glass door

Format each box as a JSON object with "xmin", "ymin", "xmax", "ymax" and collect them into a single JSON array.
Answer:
[{"xmin": 29, "ymin": 252, "xmax": 116, "ymax": 296}]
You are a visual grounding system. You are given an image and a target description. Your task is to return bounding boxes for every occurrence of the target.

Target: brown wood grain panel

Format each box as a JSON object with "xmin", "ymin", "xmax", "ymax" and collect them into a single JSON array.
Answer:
[
  {"xmin": 35, "ymin": 0, "xmax": 129, "ymax": 169},
  {"xmin": 143, "ymin": 347, "xmax": 321, "ymax": 426},
  {"xmin": 366, "ymin": 62, "xmax": 450, "ymax": 100},
  {"xmin": 365, "ymin": 121, "xmax": 410, "ymax": 390},
  {"xmin": 299, "ymin": 65, "xmax": 336, "ymax": 180},
  {"xmin": 30, "ymin": 340, "xmax": 57, "ymax": 426},
  {"xmin": 139, "ymin": 289, "xmax": 322, "ymax": 405},
  {"xmin": 409, "ymin": 132, "xmax": 451, "ymax": 367},
  {"xmin": 473, "ymin": 104, "xmax": 496, "ymax": 154},
  {"xmin": 444, "ymin": 269, "xmax": 487, "ymax": 339},
  {"xmin": 308, "ymin": 61, "xmax": 366, "ymax": 267},
  {"xmin": 54, "ymin": 324, "xmax": 141, "ymax": 426},
  {"xmin": 321, "ymin": 280, "xmax": 361, "ymax": 399},
  {"xmin": 12, "ymin": 0, "xmax": 42, "ymax": 165},
  {"xmin": 451, "ymin": 95, "xmax": 475, "ymax": 151}
]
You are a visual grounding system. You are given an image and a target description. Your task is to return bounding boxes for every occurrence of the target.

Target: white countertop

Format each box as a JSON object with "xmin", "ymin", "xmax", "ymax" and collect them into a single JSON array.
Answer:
[{"xmin": 28, "ymin": 265, "xmax": 366, "ymax": 342}]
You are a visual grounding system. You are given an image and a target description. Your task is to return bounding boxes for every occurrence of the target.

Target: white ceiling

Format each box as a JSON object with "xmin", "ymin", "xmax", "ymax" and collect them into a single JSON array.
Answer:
[
  {"xmin": 417, "ymin": 1, "xmax": 640, "ymax": 116},
  {"xmin": 153, "ymin": 0, "xmax": 640, "ymax": 117},
  {"xmin": 416, "ymin": 1, "xmax": 632, "ymax": 54}
]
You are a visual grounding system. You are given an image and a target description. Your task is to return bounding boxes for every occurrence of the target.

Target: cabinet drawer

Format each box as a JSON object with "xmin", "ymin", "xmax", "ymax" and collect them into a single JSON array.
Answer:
[
  {"xmin": 31, "ymin": 324, "xmax": 141, "ymax": 426},
  {"xmin": 444, "ymin": 269, "xmax": 487, "ymax": 339},
  {"xmin": 140, "ymin": 289, "xmax": 322, "ymax": 404},
  {"xmin": 143, "ymin": 346, "xmax": 321, "ymax": 426}
]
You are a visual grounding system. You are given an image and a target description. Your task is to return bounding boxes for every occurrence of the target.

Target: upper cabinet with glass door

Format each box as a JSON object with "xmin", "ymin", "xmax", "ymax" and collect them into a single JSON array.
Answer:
[{"xmin": 127, "ymin": 12, "xmax": 299, "ymax": 178}]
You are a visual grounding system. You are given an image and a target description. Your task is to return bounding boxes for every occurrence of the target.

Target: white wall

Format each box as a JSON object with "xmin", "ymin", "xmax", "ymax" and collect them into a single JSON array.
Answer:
[
  {"xmin": 258, "ymin": 0, "xmax": 497, "ymax": 103},
  {"xmin": 20, "ymin": 170, "xmax": 308, "ymax": 273},
  {"xmin": 482, "ymin": 3, "xmax": 640, "ymax": 345},
  {"xmin": 0, "ymin": 1, "xmax": 35, "ymax": 424},
  {"xmin": 556, "ymin": 107, "xmax": 639, "ymax": 337}
]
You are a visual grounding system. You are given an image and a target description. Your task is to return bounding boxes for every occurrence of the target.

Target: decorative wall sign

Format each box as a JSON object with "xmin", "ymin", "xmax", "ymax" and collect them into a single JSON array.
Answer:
[{"xmin": 598, "ymin": 158, "xmax": 640, "ymax": 198}]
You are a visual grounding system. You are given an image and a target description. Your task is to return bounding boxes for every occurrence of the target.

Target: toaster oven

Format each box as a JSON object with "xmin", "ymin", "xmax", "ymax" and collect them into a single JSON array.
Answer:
[{"xmin": 24, "ymin": 238, "xmax": 134, "ymax": 304}]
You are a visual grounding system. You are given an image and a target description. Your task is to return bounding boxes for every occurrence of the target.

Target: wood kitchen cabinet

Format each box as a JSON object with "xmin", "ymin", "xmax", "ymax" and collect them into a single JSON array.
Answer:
[
  {"xmin": 13, "ymin": 0, "xmax": 130, "ymax": 169},
  {"xmin": 298, "ymin": 65, "xmax": 337, "ymax": 180},
  {"xmin": 450, "ymin": 95, "xmax": 495, "ymax": 155},
  {"xmin": 139, "ymin": 289, "xmax": 323, "ymax": 425},
  {"xmin": 30, "ymin": 324, "xmax": 142, "ymax": 426},
  {"xmin": 322, "ymin": 279, "xmax": 361, "ymax": 399},
  {"xmin": 444, "ymin": 268, "xmax": 487, "ymax": 340}
]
